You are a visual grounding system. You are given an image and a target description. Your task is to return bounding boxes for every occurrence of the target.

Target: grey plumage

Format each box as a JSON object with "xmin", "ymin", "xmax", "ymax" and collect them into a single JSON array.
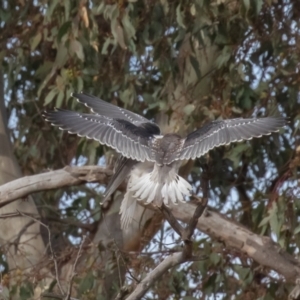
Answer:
[
  {"xmin": 103, "ymin": 157, "xmax": 137, "ymax": 203},
  {"xmin": 44, "ymin": 92, "xmax": 286, "ymax": 228}
]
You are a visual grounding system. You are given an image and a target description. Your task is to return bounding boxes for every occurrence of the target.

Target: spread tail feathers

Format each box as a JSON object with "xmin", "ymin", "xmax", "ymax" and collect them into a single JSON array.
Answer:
[{"xmin": 128, "ymin": 164, "xmax": 192, "ymax": 206}]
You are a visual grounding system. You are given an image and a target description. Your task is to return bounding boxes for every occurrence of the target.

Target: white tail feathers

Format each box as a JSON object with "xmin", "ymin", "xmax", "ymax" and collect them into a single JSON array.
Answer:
[
  {"xmin": 119, "ymin": 162, "xmax": 192, "ymax": 229},
  {"xmin": 161, "ymin": 175, "xmax": 191, "ymax": 205},
  {"xmin": 128, "ymin": 164, "xmax": 191, "ymax": 206}
]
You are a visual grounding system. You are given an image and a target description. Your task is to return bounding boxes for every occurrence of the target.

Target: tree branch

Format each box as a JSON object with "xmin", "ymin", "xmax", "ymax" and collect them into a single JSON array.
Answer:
[
  {"xmin": 0, "ymin": 166, "xmax": 112, "ymax": 208},
  {"xmin": 1, "ymin": 166, "xmax": 300, "ymax": 284},
  {"xmin": 125, "ymin": 252, "xmax": 185, "ymax": 300},
  {"xmin": 183, "ymin": 164, "xmax": 209, "ymax": 242}
]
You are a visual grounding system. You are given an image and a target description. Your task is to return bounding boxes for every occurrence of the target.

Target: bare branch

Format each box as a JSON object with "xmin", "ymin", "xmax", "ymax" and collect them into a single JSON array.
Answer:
[
  {"xmin": 17, "ymin": 210, "xmax": 65, "ymax": 295},
  {"xmin": 125, "ymin": 252, "xmax": 186, "ymax": 300},
  {"xmin": 41, "ymin": 293, "xmax": 79, "ymax": 300},
  {"xmin": 65, "ymin": 235, "xmax": 87, "ymax": 300},
  {"xmin": 160, "ymin": 205, "xmax": 184, "ymax": 237},
  {"xmin": 0, "ymin": 166, "xmax": 112, "ymax": 208},
  {"xmin": 171, "ymin": 202, "xmax": 300, "ymax": 283},
  {"xmin": 126, "ymin": 252, "xmax": 206, "ymax": 300},
  {"xmin": 115, "ymin": 286, "xmax": 131, "ymax": 300},
  {"xmin": 184, "ymin": 164, "xmax": 209, "ymax": 241},
  {"xmin": 1, "ymin": 167, "xmax": 300, "ymax": 284}
]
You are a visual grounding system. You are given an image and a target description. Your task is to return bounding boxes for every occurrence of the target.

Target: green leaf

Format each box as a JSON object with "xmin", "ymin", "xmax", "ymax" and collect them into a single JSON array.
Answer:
[
  {"xmin": 78, "ymin": 271, "xmax": 95, "ymax": 294},
  {"xmin": 269, "ymin": 203, "xmax": 280, "ymax": 237},
  {"xmin": 209, "ymin": 253, "xmax": 221, "ymax": 265},
  {"xmin": 258, "ymin": 215, "xmax": 271, "ymax": 227},
  {"xmin": 0, "ymin": 9, "xmax": 11, "ymax": 22},
  {"xmin": 76, "ymin": 76, "xmax": 84, "ymax": 93},
  {"xmin": 255, "ymin": 0, "xmax": 263, "ymax": 15},
  {"xmin": 82, "ymin": 68, "xmax": 99, "ymax": 76},
  {"xmin": 44, "ymin": 89, "xmax": 58, "ymax": 106},
  {"xmin": 189, "ymin": 55, "xmax": 201, "ymax": 79},
  {"xmin": 224, "ymin": 143, "xmax": 250, "ymax": 169},
  {"xmin": 111, "ymin": 19, "xmax": 127, "ymax": 49},
  {"xmin": 64, "ymin": 0, "xmax": 71, "ymax": 20},
  {"xmin": 183, "ymin": 104, "xmax": 195, "ymax": 116},
  {"xmin": 19, "ymin": 283, "xmax": 34, "ymax": 300},
  {"xmin": 55, "ymin": 43, "xmax": 68, "ymax": 68},
  {"xmin": 70, "ymin": 40, "xmax": 85, "ymax": 61},
  {"xmin": 56, "ymin": 90, "xmax": 65, "ymax": 107},
  {"xmin": 215, "ymin": 50, "xmax": 231, "ymax": 68},
  {"xmin": 122, "ymin": 13, "xmax": 136, "ymax": 40},
  {"xmin": 30, "ymin": 32, "xmax": 42, "ymax": 51},
  {"xmin": 46, "ymin": 0, "xmax": 59, "ymax": 20},
  {"xmin": 101, "ymin": 38, "xmax": 112, "ymax": 55},
  {"xmin": 35, "ymin": 61, "xmax": 53, "ymax": 79},
  {"xmin": 294, "ymin": 224, "xmax": 300, "ymax": 235},
  {"xmin": 120, "ymin": 85, "xmax": 135, "ymax": 105},
  {"xmin": 243, "ymin": 0, "xmax": 250, "ymax": 12},
  {"xmin": 176, "ymin": 4, "xmax": 186, "ymax": 28},
  {"xmin": 57, "ymin": 21, "xmax": 72, "ymax": 42},
  {"xmin": 0, "ymin": 286, "xmax": 9, "ymax": 300},
  {"xmin": 233, "ymin": 265, "xmax": 251, "ymax": 282}
]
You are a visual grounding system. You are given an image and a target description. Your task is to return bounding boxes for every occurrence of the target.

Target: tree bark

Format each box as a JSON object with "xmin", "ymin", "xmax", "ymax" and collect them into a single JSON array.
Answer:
[
  {"xmin": 0, "ymin": 71, "xmax": 46, "ymax": 284},
  {"xmin": 1, "ymin": 167, "xmax": 299, "ymax": 284}
]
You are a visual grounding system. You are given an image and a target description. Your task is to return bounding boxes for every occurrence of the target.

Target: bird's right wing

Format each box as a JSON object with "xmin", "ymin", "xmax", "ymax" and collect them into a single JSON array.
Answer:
[
  {"xmin": 177, "ymin": 116, "xmax": 286, "ymax": 161},
  {"xmin": 72, "ymin": 92, "xmax": 151, "ymax": 125},
  {"xmin": 44, "ymin": 109, "xmax": 160, "ymax": 162}
]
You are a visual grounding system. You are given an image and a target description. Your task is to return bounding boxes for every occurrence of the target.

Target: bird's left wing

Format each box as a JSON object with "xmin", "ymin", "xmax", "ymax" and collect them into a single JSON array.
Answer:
[
  {"xmin": 177, "ymin": 116, "xmax": 286, "ymax": 161},
  {"xmin": 44, "ymin": 109, "xmax": 160, "ymax": 162}
]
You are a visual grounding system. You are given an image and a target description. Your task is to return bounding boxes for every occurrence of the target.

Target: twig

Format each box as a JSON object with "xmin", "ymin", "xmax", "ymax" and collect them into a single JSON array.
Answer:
[
  {"xmin": 41, "ymin": 293, "xmax": 79, "ymax": 300},
  {"xmin": 65, "ymin": 235, "xmax": 86, "ymax": 300},
  {"xmin": 289, "ymin": 278, "xmax": 300, "ymax": 299},
  {"xmin": 12, "ymin": 220, "xmax": 35, "ymax": 251},
  {"xmin": 115, "ymin": 286, "xmax": 131, "ymax": 300},
  {"xmin": 0, "ymin": 212, "xmax": 96, "ymax": 231},
  {"xmin": 0, "ymin": 166, "xmax": 112, "ymax": 208},
  {"xmin": 16, "ymin": 210, "xmax": 65, "ymax": 296},
  {"xmin": 160, "ymin": 165, "xmax": 210, "ymax": 261},
  {"xmin": 183, "ymin": 164, "xmax": 209, "ymax": 241},
  {"xmin": 160, "ymin": 205, "xmax": 184, "ymax": 237}
]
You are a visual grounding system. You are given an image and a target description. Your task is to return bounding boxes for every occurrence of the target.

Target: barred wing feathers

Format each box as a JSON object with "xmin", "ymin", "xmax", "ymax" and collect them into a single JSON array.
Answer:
[
  {"xmin": 178, "ymin": 116, "xmax": 286, "ymax": 161},
  {"xmin": 44, "ymin": 109, "xmax": 160, "ymax": 162},
  {"xmin": 72, "ymin": 92, "xmax": 152, "ymax": 125}
]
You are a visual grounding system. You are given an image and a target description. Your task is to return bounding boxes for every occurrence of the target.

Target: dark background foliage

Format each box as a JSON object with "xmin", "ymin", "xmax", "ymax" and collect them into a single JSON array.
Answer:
[{"xmin": 0, "ymin": 0, "xmax": 299, "ymax": 299}]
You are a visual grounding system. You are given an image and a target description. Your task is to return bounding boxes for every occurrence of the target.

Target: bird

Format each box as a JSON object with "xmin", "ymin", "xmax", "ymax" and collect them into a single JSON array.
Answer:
[{"xmin": 44, "ymin": 92, "xmax": 286, "ymax": 229}]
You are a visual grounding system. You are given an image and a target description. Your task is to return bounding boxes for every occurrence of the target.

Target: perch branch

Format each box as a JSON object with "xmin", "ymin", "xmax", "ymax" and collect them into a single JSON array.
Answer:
[
  {"xmin": 1, "ymin": 167, "xmax": 300, "ymax": 284},
  {"xmin": 0, "ymin": 166, "xmax": 112, "ymax": 208},
  {"xmin": 126, "ymin": 252, "xmax": 206, "ymax": 300}
]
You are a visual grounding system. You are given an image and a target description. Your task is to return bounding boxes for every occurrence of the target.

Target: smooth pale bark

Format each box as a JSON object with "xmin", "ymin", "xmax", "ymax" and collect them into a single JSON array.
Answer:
[
  {"xmin": 1, "ymin": 168, "xmax": 299, "ymax": 284},
  {"xmin": 0, "ymin": 71, "xmax": 46, "ymax": 281}
]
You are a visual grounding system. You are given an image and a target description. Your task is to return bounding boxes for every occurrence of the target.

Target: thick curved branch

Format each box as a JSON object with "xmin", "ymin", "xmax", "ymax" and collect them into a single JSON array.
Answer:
[
  {"xmin": 0, "ymin": 166, "xmax": 112, "ymax": 208},
  {"xmin": 171, "ymin": 203, "xmax": 300, "ymax": 283},
  {"xmin": 0, "ymin": 166, "xmax": 300, "ymax": 284}
]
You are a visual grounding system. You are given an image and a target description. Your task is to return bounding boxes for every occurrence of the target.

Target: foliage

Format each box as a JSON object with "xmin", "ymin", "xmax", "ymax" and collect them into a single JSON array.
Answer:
[{"xmin": 1, "ymin": 0, "xmax": 300, "ymax": 299}]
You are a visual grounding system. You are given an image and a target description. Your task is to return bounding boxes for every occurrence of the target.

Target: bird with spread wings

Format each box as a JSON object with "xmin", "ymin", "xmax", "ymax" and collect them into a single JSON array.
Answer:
[{"xmin": 44, "ymin": 93, "xmax": 286, "ymax": 229}]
